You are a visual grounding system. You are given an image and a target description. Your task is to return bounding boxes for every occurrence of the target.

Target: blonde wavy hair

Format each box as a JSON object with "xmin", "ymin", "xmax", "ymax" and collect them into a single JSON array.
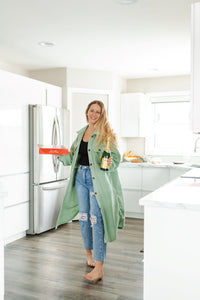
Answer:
[{"xmin": 85, "ymin": 100, "xmax": 117, "ymax": 147}]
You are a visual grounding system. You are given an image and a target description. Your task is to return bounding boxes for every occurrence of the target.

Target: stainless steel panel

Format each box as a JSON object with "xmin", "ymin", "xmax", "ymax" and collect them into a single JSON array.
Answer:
[
  {"xmin": 56, "ymin": 108, "xmax": 70, "ymax": 180},
  {"xmin": 33, "ymin": 180, "xmax": 68, "ymax": 234},
  {"xmin": 31, "ymin": 105, "xmax": 57, "ymax": 184}
]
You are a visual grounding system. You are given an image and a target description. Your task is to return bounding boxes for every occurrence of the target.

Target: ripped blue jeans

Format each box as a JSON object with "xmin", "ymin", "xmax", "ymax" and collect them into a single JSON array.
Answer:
[{"xmin": 75, "ymin": 165, "xmax": 107, "ymax": 261}]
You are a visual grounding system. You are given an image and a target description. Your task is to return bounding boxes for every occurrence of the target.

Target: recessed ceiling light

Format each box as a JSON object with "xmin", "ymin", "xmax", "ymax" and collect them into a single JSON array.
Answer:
[
  {"xmin": 116, "ymin": 0, "xmax": 138, "ymax": 4},
  {"xmin": 38, "ymin": 41, "xmax": 55, "ymax": 47}
]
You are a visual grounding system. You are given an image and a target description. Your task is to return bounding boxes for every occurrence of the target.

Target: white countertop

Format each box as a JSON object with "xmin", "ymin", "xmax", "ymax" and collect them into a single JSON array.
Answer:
[
  {"xmin": 120, "ymin": 161, "xmax": 191, "ymax": 170},
  {"xmin": 139, "ymin": 168, "xmax": 200, "ymax": 210}
]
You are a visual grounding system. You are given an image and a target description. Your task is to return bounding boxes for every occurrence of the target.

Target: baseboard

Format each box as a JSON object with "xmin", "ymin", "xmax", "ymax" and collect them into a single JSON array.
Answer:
[
  {"xmin": 4, "ymin": 231, "xmax": 26, "ymax": 246},
  {"xmin": 125, "ymin": 212, "xmax": 144, "ymax": 219}
]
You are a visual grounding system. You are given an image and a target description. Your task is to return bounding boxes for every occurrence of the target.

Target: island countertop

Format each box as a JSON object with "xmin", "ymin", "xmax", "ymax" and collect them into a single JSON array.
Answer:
[{"xmin": 139, "ymin": 168, "xmax": 200, "ymax": 210}]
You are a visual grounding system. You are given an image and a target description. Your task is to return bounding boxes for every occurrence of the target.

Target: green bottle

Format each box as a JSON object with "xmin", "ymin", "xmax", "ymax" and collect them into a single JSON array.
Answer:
[{"xmin": 100, "ymin": 137, "xmax": 111, "ymax": 171}]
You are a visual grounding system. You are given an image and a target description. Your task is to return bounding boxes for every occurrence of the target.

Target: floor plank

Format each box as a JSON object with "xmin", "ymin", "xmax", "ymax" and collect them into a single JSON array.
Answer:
[{"xmin": 4, "ymin": 218, "xmax": 144, "ymax": 300}]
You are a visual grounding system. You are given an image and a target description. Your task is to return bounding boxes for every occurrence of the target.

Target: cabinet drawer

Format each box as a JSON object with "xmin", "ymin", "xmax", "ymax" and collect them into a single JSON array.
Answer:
[
  {"xmin": 119, "ymin": 167, "xmax": 142, "ymax": 189},
  {"xmin": 1, "ymin": 173, "xmax": 29, "ymax": 208},
  {"xmin": 4, "ymin": 202, "xmax": 29, "ymax": 240}
]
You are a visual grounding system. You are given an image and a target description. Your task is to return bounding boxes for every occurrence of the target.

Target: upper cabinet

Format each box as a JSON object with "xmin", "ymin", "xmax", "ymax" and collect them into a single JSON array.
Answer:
[
  {"xmin": 191, "ymin": 3, "xmax": 200, "ymax": 133},
  {"xmin": 120, "ymin": 93, "xmax": 147, "ymax": 137},
  {"xmin": 46, "ymin": 84, "xmax": 62, "ymax": 107},
  {"xmin": 0, "ymin": 69, "xmax": 62, "ymax": 176}
]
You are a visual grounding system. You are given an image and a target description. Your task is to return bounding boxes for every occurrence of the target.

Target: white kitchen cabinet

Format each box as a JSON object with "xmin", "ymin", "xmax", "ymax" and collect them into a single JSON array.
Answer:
[
  {"xmin": 120, "ymin": 93, "xmax": 146, "ymax": 137},
  {"xmin": 0, "ymin": 69, "xmax": 62, "ymax": 245},
  {"xmin": 0, "ymin": 70, "xmax": 62, "ymax": 176},
  {"xmin": 118, "ymin": 166, "xmax": 143, "ymax": 218},
  {"xmin": 142, "ymin": 167, "xmax": 170, "ymax": 192},
  {"xmin": 191, "ymin": 3, "xmax": 200, "ymax": 133},
  {"xmin": 1, "ymin": 174, "xmax": 29, "ymax": 244},
  {"xmin": 169, "ymin": 167, "xmax": 190, "ymax": 181},
  {"xmin": 0, "ymin": 174, "xmax": 29, "ymax": 208},
  {"xmin": 118, "ymin": 166, "xmax": 142, "ymax": 190},
  {"xmin": 4, "ymin": 202, "xmax": 29, "ymax": 245},
  {"xmin": 46, "ymin": 84, "xmax": 62, "ymax": 107},
  {"xmin": 119, "ymin": 164, "xmax": 188, "ymax": 219},
  {"xmin": 0, "ymin": 75, "xmax": 46, "ymax": 176},
  {"xmin": 123, "ymin": 190, "xmax": 143, "ymax": 217}
]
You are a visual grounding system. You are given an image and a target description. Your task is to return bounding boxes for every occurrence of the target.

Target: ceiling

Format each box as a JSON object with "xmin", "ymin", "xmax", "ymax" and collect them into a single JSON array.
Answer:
[{"xmin": 0, "ymin": 0, "xmax": 198, "ymax": 78}]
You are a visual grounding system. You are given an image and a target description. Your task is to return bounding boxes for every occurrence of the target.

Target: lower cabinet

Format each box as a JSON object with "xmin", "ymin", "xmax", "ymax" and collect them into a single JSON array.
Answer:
[
  {"xmin": 119, "ymin": 165, "xmax": 190, "ymax": 219},
  {"xmin": 4, "ymin": 202, "xmax": 29, "ymax": 245},
  {"xmin": 119, "ymin": 166, "xmax": 143, "ymax": 218},
  {"xmin": 169, "ymin": 167, "xmax": 189, "ymax": 181},
  {"xmin": 1, "ymin": 173, "xmax": 29, "ymax": 245},
  {"xmin": 123, "ymin": 189, "xmax": 142, "ymax": 218}
]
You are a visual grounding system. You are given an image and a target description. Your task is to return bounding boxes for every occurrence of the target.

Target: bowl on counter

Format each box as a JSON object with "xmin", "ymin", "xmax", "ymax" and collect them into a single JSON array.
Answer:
[{"xmin": 124, "ymin": 156, "xmax": 145, "ymax": 163}]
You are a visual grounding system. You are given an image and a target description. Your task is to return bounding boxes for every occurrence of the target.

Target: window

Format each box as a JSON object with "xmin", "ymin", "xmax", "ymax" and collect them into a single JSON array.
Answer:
[{"xmin": 146, "ymin": 92, "xmax": 197, "ymax": 155}]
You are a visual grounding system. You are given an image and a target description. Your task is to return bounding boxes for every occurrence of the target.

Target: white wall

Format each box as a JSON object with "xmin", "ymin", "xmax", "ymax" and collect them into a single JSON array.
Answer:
[
  {"xmin": 126, "ymin": 75, "xmax": 190, "ymax": 93},
  {"xmin": 0, "ymin": 60, "xmax": 29, "ymax": 77},
  {"xmin": 66, "ymin": 68, "xmax": 113, "ymax": 90},
  {"xmin": 29, "ymin": 68, "xmax": 67, "ymax": 108}
]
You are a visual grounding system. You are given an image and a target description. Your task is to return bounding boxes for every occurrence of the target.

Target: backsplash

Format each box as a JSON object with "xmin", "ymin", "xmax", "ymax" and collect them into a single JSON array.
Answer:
[{"xmin": 118, "ymin": 136, "xmax": 200, "ymax": 164}]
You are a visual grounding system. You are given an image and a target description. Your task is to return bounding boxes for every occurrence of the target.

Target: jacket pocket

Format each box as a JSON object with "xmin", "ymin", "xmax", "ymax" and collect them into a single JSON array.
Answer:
[{"xmin": 91, "ymin": 144, "xmax": 102, "ymax": 165}]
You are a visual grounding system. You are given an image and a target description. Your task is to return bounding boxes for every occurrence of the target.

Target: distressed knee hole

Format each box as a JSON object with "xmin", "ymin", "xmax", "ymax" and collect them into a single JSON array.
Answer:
[
  {"xmin": 79, "ymin": 213, "xmax": 88, "ymax": 222},
  {"xmin": 90, "ymin": 214, "xmax": 97, "ymax": 225}
]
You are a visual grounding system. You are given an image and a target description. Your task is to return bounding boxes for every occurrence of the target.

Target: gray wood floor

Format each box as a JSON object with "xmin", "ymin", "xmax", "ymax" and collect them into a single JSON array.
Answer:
[{"xmin": 4, "ymin": 218, "xmax": 144, "ymax": 300}]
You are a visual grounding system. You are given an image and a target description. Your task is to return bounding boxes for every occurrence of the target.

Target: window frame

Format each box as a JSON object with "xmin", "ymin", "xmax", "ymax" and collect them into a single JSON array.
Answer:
[{"xmin": 145, "ymin": 91, "xmax": 195, "ymax": 155}]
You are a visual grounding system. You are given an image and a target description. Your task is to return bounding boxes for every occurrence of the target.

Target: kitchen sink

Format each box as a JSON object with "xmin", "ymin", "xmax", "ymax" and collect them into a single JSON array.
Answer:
[{"xmin": 190, "ymin": 164, "xmax": 200, "ymax": 168}]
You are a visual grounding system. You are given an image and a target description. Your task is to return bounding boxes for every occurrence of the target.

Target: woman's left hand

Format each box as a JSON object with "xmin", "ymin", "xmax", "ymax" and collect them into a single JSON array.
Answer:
[{"xmin": 107, "ymin": 156, "xmax": 113, "ymax": 166}]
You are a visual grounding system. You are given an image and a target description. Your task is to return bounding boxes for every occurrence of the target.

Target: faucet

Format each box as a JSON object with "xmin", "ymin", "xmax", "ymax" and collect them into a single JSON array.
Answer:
[{"xmin": 194, "ymin": 137, "xmax": 200, "ymax": 152}]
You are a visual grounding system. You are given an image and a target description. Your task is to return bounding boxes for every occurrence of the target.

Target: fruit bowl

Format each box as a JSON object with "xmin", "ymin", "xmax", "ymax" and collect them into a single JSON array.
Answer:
[
  {"xmin": 123, "ymin": 151, "xmax": 145, "ymax": 163},
  {"xmin": 124, "ymin": 157, "xmax": 134, "ymax": 162}
]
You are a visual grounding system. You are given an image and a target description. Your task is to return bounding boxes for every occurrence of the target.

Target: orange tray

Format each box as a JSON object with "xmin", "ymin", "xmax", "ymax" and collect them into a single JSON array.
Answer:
[{"xmin": 38, "ymin": 145, "xmax": 69, "ymax": 155}]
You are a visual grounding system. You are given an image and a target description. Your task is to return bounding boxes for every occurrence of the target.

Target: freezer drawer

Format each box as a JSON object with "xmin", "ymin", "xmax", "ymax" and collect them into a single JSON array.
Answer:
[{"xmin": 32, "ymin": 180, "xmax": 68, "ymax": 234}]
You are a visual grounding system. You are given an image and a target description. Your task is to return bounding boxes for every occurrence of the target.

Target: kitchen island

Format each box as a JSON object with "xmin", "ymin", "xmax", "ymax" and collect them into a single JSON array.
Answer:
[
  {"xmin": 139, "ymin": 168, "xmax": 200, "ymax": 300},
  {"xmin": 0, "ymin": 191, "xmax": 5, "ymax": 300}
]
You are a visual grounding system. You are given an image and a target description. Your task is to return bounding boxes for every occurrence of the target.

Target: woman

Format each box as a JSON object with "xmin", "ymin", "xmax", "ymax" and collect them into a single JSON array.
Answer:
[{"xmin": 56, "ymin": 100, "xmax": 125, "ymax": 283}]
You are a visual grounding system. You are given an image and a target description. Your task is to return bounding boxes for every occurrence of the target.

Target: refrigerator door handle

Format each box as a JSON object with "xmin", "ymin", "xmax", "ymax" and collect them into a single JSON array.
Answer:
[
  {"xmin": 52, "ymin": 118, "xmax": 57, "ymax": 172},
  {"xmin": 56, "ymin": 116, "xmax": 62, "ymax": 145},
  {"xmin": 52, "ymin": 117, "xmax": 58, "ymax": 146},
  {"xmin": 55, "ymin": 116, "xmax": 61, "ymax": 173},
  {"xmin": 41, "ymin": 183, "xmax": 68, "ymax": 191}
]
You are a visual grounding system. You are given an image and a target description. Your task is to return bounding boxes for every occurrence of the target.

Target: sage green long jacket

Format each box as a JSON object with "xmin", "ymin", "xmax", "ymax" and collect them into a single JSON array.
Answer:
[{"xmin": 56, "ymin": 126, "xmax": 125, "ymax": 243}]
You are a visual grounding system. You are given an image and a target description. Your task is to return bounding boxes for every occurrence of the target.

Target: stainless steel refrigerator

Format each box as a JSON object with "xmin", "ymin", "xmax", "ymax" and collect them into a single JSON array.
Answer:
[{"xmin": 28, "ymin": 104, "xmax": 70, "ymax": 234}]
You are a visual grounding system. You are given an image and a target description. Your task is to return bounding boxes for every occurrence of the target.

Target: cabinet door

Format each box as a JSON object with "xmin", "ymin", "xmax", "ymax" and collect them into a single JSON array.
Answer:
[
  {"xmin": 191, "ymin": 3, "xmax": 200, "ymax": 133},
  {"xmin": 4, "ymin": 202, "xmax": 29, "ymax": 242},
  {"xmin": 0, "ymin": 72, "xmax": 46, "ymax": 176},
  {"xmin": 1, "ymin": 174, "xmax": 29, "ymax": 208},
  {"xmin": 169, "ymin": 167, "xmax": 190, "ymax": 182},
  {"xmin": 46, "ymin": 84, "xmax": 62, "ymax": 107},
  {"xmin": 123, "ymin": 190, "xmax": 142, "ymax": 213},
  {"xmin": 120, "ymin": 93, "xmax": 146, "ymax": 137},
  {"xmin": 118, "ymin": 166, "xmax": 142, "ymax": 189},
  {"xmin": 142, "ymin": 167, "xmax": 170, "ymax": 192}
]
